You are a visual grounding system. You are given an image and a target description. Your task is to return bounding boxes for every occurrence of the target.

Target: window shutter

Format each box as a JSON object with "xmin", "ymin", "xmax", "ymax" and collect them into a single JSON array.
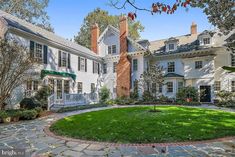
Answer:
[
  {"xmin": 92, "ymin": 61, "xmax": 94, "ymax": 73},
  {"xmin": 98, "ymin": 63, "xmax": 100, "ymax": 74},
  {"xmin": 30, "ymin": 41, "xmax": 34, "ymax": 58},
  {"xmin": 85, "ymin": 59, "xmax": 87, "ymax": 72},
  {"xmin": 58, "ymin": 51, "xmax": 61, "ymax": 67},
  {"xmin": 78, "ymin": 57, "xmax": 80, "ymax": 71},
  {"xmin": 67, "ymin": 53, "xmax": 71, "ymax": 69},
  {"xmin": 43, "ymin": 45, "xmax": 48, "ymax": 64}
]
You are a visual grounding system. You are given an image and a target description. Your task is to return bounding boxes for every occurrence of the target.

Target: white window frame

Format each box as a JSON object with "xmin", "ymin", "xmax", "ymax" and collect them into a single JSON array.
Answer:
[
  {"xmin": 133, "ymin": 59, "xmax": 138, "ymax": 71},
  {"xmin": 80, "ymin": 57, "xmax": 85, "ymax": 71},
  {"xmin": 168, "ymin": 43, "xmax": 175, "ymax": 51},
  {"xmin": 35, "ymin": 42, "xmax": 43, "ymax": 62},
  {"xmin": 93, "ymin": 61, "xmax": 99, "ymax": 74},
  {"xmin": 77, "ymin": 82, "xmax": 83, "ymax": 94},
  {"xmin": 167, "ymin": 82, "xmax": 173, "ymax": 93},
  {"xmin": 214, "ymin": 81, "xmax": 221, "ymax": 92},
  {"xmin": 108, "ymin": 45, "xmax": 117, "ymax": 54},
  {"xmin": 231, "ymin": 54, "xmax": 235, "ymax": 67},
  {"xmin": 203, "ymin": 37, "xmax": 210, "ymax": 45},
  {"xmin": 178, "ymin": 82, "xmax": 184, "ymax": 91},
  {"xmin": 167, "ymin": 62, "xmax": 175, "ymax": 73},
  {"xmin": 195, "ymin": 61, "xmax": 203, "ymax": 69}
]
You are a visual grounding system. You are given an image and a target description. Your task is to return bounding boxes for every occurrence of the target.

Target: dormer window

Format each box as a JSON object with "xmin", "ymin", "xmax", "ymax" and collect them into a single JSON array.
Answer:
[
  {"xmin": 169, "ymin": 43, "xmax": 175, "ymax": 50},
  {"xmin": 108, "ymin": 45, "xmax": 117, "ymax": 54},
  {"xmin": 203, "ymin": 38, "xmax": 210, "ymax": 45}
]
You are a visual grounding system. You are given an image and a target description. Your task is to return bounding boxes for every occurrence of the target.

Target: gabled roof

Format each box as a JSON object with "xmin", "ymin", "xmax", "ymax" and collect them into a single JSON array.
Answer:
[
  {"xmin": 0, "ymin": 10, "xmax": 99, "ymax": 59},
  {"xmin": 98, "ymin": 25, "xmax": 146, "ymax": 51}
]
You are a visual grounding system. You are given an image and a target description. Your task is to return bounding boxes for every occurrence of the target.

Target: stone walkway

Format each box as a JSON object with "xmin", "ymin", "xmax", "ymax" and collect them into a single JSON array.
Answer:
[{"xmin": 0, "ymin": 105, "xmax": 235, "ymax": 157}]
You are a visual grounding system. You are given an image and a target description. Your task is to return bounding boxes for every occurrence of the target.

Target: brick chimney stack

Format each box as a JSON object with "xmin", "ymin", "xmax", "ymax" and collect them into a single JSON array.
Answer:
[
  {"xmin": 191, "ymin": 22, "xmax": 197, "ymax": 35},
  {"xmin": 91, "ymin": 23, "xmax": 99, "ymax": 54},
  {"xmin": 116, "ymin": 16, "xmax": 131, "ymax": 97}
]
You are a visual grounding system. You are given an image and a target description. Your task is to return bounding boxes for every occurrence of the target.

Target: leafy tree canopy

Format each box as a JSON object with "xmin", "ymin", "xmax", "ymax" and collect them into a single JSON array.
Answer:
[
  {"xmin": 0, "ymin": 0, "xmax": 54, "ymax": 32},
  {"xmin": 74, "ymin": 8, "xmax": 144, "ymax": 49}
]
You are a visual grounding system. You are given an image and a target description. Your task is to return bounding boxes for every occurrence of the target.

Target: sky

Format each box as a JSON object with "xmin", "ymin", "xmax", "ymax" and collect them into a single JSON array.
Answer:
[{"xmin": 47, "ymin": 0, "xmax": 214, "ymax": 41}]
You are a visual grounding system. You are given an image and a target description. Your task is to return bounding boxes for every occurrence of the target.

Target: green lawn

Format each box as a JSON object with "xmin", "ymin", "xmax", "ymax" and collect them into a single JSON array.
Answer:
[{"xmin": 50, "ymin": 106, "xmax": 235, "ymax": 143}]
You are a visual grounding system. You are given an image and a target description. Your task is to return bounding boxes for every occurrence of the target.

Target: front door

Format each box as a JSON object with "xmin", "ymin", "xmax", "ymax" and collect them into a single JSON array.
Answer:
[{"xmin": 200, "ymin": 86, "xmax": 211, "ymax": 102}]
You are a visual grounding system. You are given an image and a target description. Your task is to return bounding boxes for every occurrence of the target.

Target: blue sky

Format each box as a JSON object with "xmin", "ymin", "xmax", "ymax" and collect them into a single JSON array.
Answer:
[{"xmin": 47, "ymin": 0, "xmax": 214, "ymax": 41}]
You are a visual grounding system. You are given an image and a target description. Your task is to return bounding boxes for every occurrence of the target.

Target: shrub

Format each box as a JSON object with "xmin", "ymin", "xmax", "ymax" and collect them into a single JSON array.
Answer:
[
  {"xmin": 34, "ymin": 107, "xmax": 43, "ymax": 117},
  {"xmin": 99, "ymin": 86, "xmax": 110, "ymax": 103},
  {"xmin": 216, "ymin": 91, "xmax": 235, "ymax": 107},
  {"xmin": 20, "ymin": 98, "xmax": 41, "ymax": 110},
  {"xmin": 176, "ymin": 87, "xmax": 199, "ymax": 102},
  {"xmin": 20, "ymin": 110, "xmax": 38, "ymax": 120},
  {"xmin": 0, "ymin": 111, "xmax": 8, "ymax": 119},
  {"xmin": 105, "ymin": 99, "xmax": 116, "ymax": 105},
  {"xmin": 142, "ymin": 91, "xmax": 154, "ymax": 102},
  {"xmin": 114, "ymin": 96, "xmax": 136, "ymax": 105},
  {"xmin": 34, "ymin": 85, "xmax": 51, "ymax": 109}
]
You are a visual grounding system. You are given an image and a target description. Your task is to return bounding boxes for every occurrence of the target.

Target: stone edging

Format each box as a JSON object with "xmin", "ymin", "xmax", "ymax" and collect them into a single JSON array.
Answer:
[{"xmin": 44, "ymin": 106, "xmax": 235, "ymax": 147}]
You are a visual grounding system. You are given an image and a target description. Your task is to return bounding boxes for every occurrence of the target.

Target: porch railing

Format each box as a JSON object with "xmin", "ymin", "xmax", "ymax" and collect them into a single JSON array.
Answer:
[{"xmin": 47, "ymin": 93, "xmax": 98, "ymax": 110}]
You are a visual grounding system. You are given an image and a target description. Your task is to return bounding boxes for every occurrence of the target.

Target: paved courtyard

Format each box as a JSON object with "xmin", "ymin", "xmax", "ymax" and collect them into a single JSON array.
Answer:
[{"xmin": 0, "ymin": 105, "xmax": 235, "ymax": 157}]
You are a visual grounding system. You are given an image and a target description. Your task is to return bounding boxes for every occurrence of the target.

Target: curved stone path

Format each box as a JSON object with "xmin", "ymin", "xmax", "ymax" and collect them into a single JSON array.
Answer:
[{"xmin": 0, "ymin": 105, "xmax": 235, "ymax": 157}]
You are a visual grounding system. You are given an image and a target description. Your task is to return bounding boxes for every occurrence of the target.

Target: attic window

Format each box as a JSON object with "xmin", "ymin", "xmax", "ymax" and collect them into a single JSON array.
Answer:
[
  {"xmin": 203, "ymin": 38, "xmax": 210, "ymax": 45},
  {"xmin": 169, "ymin": 43, "xmax": 175, "ymax": 50}
]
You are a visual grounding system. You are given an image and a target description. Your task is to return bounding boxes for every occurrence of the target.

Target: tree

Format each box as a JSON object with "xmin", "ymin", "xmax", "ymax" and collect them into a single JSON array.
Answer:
[
  {"xmin": 139, "ymin": 64, "xmax": 164, "ymax": 98},
  {"xmin": 0, "ymin": 0, "xmax": 54, "ymax": 32},
  {"xmin": 74, "ymin": 8, "xmax": 144, "ymax": 49},
  {"xmin": 0, "ymin": 38, "xmax": 35, "ymax": 109}
]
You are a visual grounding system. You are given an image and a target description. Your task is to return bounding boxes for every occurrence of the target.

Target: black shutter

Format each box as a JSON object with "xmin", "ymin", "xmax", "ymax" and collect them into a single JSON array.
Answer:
[
  {"xmin": 58, "ymin": 51, "xmax": 61, "ymax": 67},
  {"xmin": 67, "ymin": 53, "xmax": 71, "ymax": 69},
  {"xmin": 98, "ymin": 63, "xmax": 100, "ymax": 74},
  {"xmin": 92, "ymin": 61, "xmax": 94, "ymax": 73},
  {"xmin": 43, "ymin": 45, "xmax": 48, "ymax": 64},
  {"xmin": 85, "ymin": 59, "xmax": 87, "ymax": 72},
  {"xmin": 78, "ymin": 57, "xmax": 80, "ymax": 71},
  {"xmin": 30, "ymin": 41, "xmax": 34, "ymax": 58}
]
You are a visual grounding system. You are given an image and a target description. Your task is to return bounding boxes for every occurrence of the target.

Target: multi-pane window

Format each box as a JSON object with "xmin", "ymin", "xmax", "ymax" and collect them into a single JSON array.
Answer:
[
  {"xmin": 159, "ymin": 84, "xmax": 163, "ymax": 93},
  {"xmin": 113, "ymin": 62, "xmax": 117, "ymax": 73},
  {"xmin": 91, "ymin": 83, "xmax": 95, "ymax": 93},
  {"xmin": 152, "ymin": 83, "xmax": 157, "ymax": 93},
  {"xmin": 77, "ymin": 82, "xmax": 83, "ymax": 94},
  {"xmin": 133, "ymin": 59, "xmax": 138, "ymax": 71},
  {"xmin": 48, "ymin": 79, "xmax": 54, "ymax": 94},
  {"xmin": 167, "ymin": 82, "xmax": 173, "ymax": 93},
  {"xmin": 167, "ymin": 62, "xmax": 175, "ymax": 73},
  {"xmin": 27, "ymin": 80, "xmax": 39, "ymax": 91},
  {"xmin": 169, "ymin": 43, "xmax": 175, "ymax": 50},
  {"xmin": 214, "ymin": 81, "xmax": 221, "ymax": 91},
  {"xmin": 93, "ymin": 61, "xmax": 99, "ymax": 74},
  {"xmin": 203, "ymin": 38, "xmax": 210, "ymax": 45},
  {"xmin": 35, "ymin": 43, "xmax": 43, "ymax": 62},
  {"xmin": 57, "ymin": 80, "xmax": 62, "ymax": 99},
  {"xmin": 195, "ymin": 61, "xmax": 203, "ymax": 69},
  {"xmin": 232, "ymin": 81, "xmax": 235, "ymax": 92},
  {"xmin": 178, "ymin": 82, "xmax": 183, "ymax": 91},
  {"xmin": 108, "ymin": 45, "xmax": 117, "ymax": 54},
  {"xmin": 62, "ymin": 52, "xmax": 67, "ymax": 67},
  {"xmin": 80, "ymin": 57, "xmax": 85, "ymax": 71},
  {"xmin": 64, "ymin": 80, "xmax": 70, "ymax": 94},
  {"xmin": 231, "ymin": 54, "xmax": 235, "ymax": 67},
  {"xmin": 103, "ymin": 63, "xmax": 107, "ymax": 74}
]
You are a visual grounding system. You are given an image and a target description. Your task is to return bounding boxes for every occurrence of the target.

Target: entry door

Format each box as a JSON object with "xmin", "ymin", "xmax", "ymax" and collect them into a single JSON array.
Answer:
[{"xmin": 200, "ymin": 86, "xmax": 211, "ymax": 102}]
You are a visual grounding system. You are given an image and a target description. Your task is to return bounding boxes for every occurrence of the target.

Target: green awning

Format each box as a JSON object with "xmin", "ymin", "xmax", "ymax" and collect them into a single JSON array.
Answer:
[
  {"xmin": 41, "ymin": 70, "xmax": 76, "ymax": 81},
  {"xmin": 222, "ymin": 66, "xmax": 235, "ymax": 73}
]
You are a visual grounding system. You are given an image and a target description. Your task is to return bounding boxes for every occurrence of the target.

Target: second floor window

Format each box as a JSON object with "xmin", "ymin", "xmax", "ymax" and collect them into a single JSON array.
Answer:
[
  {"xmin": 78, "ymin": 57, "xmax": 87, "ymax": 72},
  {"xmin": 169, "ymin": 43, "xmax": 175, "ymax": 50},
  {"xmin": 58, "ymin": 51, "xmax": 70, "ymax": 68},
  {"xmin": 35, "ymin": 43, "xmax": 42, "ymax": 62},
  {"xmin": 30, "ymin": 41, "xmax": 48, "ymax": 64},
  {"xmin": 77, "ymin": 82, "xmax": 83, "ymax": 94},
  {"xmin": 167, "ymin": 62, "xmax": 175, "ymax": 73},
  {"xmin": 93, "ymin": 61, "xmax": 99, "ymax": 74},
  {"xmin": 195, "ymin": 61, "xmax": 203, "ymax": 69},
  {"xmin": 103, "ymin": 63, "xmax": 107, "ymax": 74},
  {"xmin": 133, "ymin": 59, "xmax": 138, "ymax": 71},
  {"xmin": 231, "ymin": 54, "xmax": 235, "ymax": 67},
  {"xmin": 113, "ymin": 62, "xmax": 117, "ymax": 73},
  {"xmin": 203, "ymin": 38, "xmax": 210, "ymax": 45},
  {"xmin": 167, "ymin": 82, "xmax": 173, "ymax": 93},
  {"xmin": 108, "ymin": 45, "xmax": 117, "ymax": 54}
]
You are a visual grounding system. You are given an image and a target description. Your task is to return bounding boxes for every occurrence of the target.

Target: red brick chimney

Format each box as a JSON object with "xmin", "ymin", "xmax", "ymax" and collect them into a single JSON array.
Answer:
[
  {"xmin": 91, "ymin": 23, "xmax": 99, "ymax": 54},
  {"xmin": 116, "ymin": 16, "xmax": 131, "ymax": 97},
  {"xmin": 191, "ymin": 22, "xmax": 197, "ymax": 35}
]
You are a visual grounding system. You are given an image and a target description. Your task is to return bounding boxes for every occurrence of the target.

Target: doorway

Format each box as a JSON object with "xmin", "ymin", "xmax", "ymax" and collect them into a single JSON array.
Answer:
[{"xmin": 200, "ymin": 86, "xmax": 211, "ymax": 102}]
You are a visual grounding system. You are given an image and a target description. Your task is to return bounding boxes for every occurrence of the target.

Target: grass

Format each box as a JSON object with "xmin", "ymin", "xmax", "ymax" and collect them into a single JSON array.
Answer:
[{"xmin": 50, "ymin": 106, "xmax": 235, "ymax": 143}]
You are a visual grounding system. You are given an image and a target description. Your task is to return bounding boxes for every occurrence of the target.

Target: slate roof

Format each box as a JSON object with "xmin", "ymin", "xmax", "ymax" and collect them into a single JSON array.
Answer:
[
  {"xmin": 164, "ymin": 73, "xmax": 184, "ymax": 78},
  {"xmin": 0, "ymin": 10, "xmax": 99, "ymax": 58}
]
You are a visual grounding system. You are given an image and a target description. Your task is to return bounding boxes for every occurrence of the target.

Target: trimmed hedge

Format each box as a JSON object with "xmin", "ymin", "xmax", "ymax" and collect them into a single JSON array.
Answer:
[{"xmin": 57, "ymin": 104, "xmax": 108, "ymax": 113}]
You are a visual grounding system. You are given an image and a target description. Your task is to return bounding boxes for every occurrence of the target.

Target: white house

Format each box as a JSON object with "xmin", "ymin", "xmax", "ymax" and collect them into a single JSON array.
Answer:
[{"xmin": 0, "ymin": 10, "xmax": 234, "ymax": 110}]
